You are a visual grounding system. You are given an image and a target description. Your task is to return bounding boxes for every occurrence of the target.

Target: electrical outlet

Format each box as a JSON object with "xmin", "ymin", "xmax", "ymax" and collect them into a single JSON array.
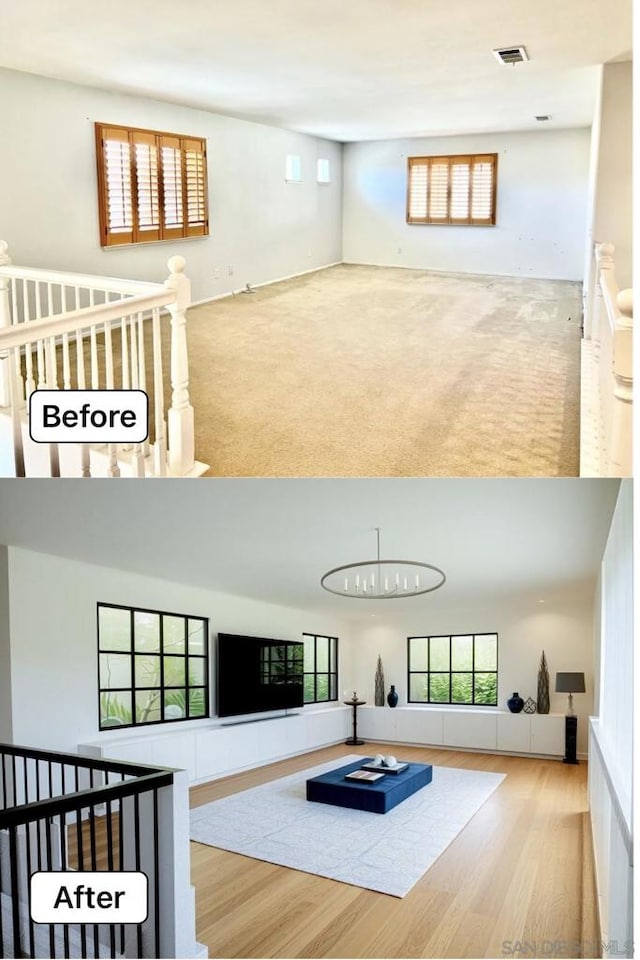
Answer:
[
  {"xmin": 214, "ymin": 267, "xmax": 221, "ymax": 279},
  {"xmin": 228, "ymin": 265, "xmax": 234, "ymax": 276}
]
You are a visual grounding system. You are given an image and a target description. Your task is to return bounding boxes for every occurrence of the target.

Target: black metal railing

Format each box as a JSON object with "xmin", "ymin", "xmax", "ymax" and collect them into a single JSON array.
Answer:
[{"xmin": 0, "ymin": 743, "xmax": 174, "ymax": 959}]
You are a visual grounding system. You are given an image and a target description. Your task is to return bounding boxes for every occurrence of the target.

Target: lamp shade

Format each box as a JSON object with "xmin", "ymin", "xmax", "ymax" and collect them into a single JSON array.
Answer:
[{"xmin": 555, "ymin": 672, "xmax": 586, "ymax": 693}]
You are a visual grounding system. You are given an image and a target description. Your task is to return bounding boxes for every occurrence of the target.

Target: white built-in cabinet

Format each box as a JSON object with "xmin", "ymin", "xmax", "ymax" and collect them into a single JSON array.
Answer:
[
  {"xmin": 80, "ymin": 706, "xmax": 351, "ymax": 784},
  {"xmin": 80, "ymin": 705, "xmax": 565, "ymax": 786},
  {"xmin": 358, "ymin": 706, "xmax": 565, "ymax": 757}
]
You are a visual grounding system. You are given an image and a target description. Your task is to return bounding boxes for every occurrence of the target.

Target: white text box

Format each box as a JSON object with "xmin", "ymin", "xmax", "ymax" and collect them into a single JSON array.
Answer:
[
  {"xmin": 29, "ymin": 390, "xmax": 148, "ymax": 443},
  {"xmin": 31, "ymin": 871, "xmax": 148, "ymax": 924}
]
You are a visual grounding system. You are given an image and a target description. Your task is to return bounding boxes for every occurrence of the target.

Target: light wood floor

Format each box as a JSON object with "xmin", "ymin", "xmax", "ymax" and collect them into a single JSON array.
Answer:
[{"xmin": 189, "ymin": 742, "xmax": 599, "ymax": 959}]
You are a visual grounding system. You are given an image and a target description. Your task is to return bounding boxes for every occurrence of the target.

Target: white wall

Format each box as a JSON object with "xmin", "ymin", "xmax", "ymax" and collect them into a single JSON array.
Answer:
[
  {"xmin": 595, "ymin": 477, "xmax": 632, "ymax": 819},
  {"xmin": 592, "ymin": 62, "xmax": 632, "ymax": 289},
  {"xmin": 349, "ymin": 584, "xmax": 595, "ymax": 753},
  {"xmin": 343, "ymin": 128, "xmax": 591, "ymax": 280},
  {"xmin": 0, "ymin": 67, "xmax": 343, "ymax": 302},
  {"xmin": 5, "ymin": 547, "xmax": 352, "ymax": 755},
  {"xmin": 0, "ymin": 546, "xmax": 12, "ymax": 742},
  {"xmin": 589, "ymin": 478, "xmax": 633, "ymax": 957}
]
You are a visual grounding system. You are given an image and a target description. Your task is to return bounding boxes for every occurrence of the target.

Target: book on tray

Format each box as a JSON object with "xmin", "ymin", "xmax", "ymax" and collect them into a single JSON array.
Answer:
[{"xmin": 344, "ymin": 769, "xmax": 385, "ymax": 783}]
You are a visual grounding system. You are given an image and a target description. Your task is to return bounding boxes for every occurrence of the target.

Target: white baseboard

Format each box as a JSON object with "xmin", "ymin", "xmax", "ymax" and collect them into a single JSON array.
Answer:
[
  {"xmin": 341, "ymin": 258, "xmax": 582, "ymax": 286},
  {"xmin": 190, "ymin": 260, "xmax": 342, "ymax": 308}
]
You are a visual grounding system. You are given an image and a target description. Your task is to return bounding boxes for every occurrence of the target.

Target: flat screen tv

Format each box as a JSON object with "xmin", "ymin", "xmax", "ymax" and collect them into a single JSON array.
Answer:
[{"xmin": 217, "ymin": 633, "xmax": 304, "ymax": 718}]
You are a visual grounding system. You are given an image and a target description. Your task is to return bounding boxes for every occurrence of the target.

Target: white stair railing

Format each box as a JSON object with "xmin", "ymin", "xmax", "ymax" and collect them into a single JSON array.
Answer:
[
  {"xmin": 0, "ymin": 242, "xmax": 205, "ymax": 478},
  {"xmin": 580, "ymin": 242, "xmax": 633, "ymax": 477}
]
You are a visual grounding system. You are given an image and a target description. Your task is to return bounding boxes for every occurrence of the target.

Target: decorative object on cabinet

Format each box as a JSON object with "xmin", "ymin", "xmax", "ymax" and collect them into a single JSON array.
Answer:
[
  {"xmin": 555, "ymin": 672, "xmax": 586, "ymax": 716},
  {"xmin": 387, "ymin": 685, "xmax": 399, "ymax": 708},
  {"xmin": 523, "ymin": 697, "xmax": 537, "ymax": 714},
  {"xmin": 375, "ymin": 655, "xmax": 385, "ymax": 706},
  {"xmin": 537, "ymin": 650, "xmax": 550, "ymax": 714},
  {"xmin": 321, "ymin": 527, "xmax": 446, "ymax": 599},
  {"xmin": 506, "ymin": 692, "xmax": 524, "ymax": 713}
]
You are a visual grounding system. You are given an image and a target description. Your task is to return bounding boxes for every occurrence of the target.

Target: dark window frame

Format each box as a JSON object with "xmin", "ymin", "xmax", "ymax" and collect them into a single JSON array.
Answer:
[
  {"xmin": 97, "ymin": 601, "xmax": 209, "ymax": 731},
  {"xmin": 302, "ymin": 633, "xmax": 338, "ymax": 704},
  {"xmin": 406, "ymin": 633, "xmax": 498, "ymax": 706}
]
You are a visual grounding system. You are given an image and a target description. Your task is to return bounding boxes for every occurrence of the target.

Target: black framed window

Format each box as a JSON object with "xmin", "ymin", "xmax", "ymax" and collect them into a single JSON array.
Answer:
[
  {"xmin": 407, "ymin": 633, "xmax": 498, "ymax": 706},
  {"xmin": 302, "ymin": 633, "xmax": 338, "ymax": 704},
  {"xmin": 98, "ymin": 602, "xmax": 209, "ymax": 730}
]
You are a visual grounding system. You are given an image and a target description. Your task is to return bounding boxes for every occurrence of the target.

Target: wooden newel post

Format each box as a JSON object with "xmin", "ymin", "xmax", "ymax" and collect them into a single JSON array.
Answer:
[
  {"xmin": 165, "ymin": 256, "xmax": 195, "ymax": 476},
  {"xmin": 609, "ymin": 287, "xmax": 633, "ymax": 477},
  {"xmin": 0, "ymin": 240, "xmax": 12, "ymax": 408}
]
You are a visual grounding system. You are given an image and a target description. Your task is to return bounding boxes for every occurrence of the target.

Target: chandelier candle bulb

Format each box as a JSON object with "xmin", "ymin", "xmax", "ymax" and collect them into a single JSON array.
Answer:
[
  {"xmin": 415, "ymin": 575, "xmax": 419, "ymax": 588},
  {"xmin": 403, "ymin": 577, "xmax": 408, "ymax": 591},
  {"xmin": 344, "ymin": 578, "xmax": 348, "ymax": 591},
  {"xmin": 395, "ymin": 573, "xmax": 400, "ymax": 588},
  {"xmin": 384, "ymin": 577, "xmax": 389, "ymax": 591}
]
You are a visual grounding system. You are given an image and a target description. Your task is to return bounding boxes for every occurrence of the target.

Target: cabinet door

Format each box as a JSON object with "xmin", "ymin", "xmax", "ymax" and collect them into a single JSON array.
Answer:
[
  {"xmin": 357, "ymin": 706, "xmax": 396, "ymax": 741},
  {"xmin": 443, "ymin": 711, "xmax": 497, "ymax": 750},
  {"xmin": 307, "ymin": 708, "xmax": 350, "ymax": 748},
  {"xmin": 395, "ymin": 709, "xmax": 444, "ymax": 745},
  {"xmin": 530, "ymin": 715, "xmax": 565, "ymax": 756},
  {"xmin": 497, "ymin": 714, "xmax": 530, "ymax": 753}
]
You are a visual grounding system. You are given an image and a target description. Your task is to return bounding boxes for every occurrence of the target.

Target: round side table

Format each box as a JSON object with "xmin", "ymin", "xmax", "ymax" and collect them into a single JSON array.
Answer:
[{"xmin": 344, "ymin": 699, "xmax": 366, "ymax": 745}]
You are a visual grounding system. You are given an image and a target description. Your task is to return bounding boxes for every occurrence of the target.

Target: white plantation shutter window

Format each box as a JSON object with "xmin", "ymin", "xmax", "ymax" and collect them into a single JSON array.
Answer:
[
  {"xmin": 184, "ymin": 140, "xmax": 207, "ymax": 234},
  {"xmin": 428, "ymin": 161, "xmax": 449, "ymax": 220},
  {"xmin": 407, "ymin": 154, "xmax": 497, "ymax": 226},
  {"xmin": 471, "ymin": 157, "xmax": 495, "ymax": 222},
  {"xmin": 96, "ymin": 123, "xmax": 209, "ymax": 246},
  {"xmin": 160, "ymin": 138, "xmax": 184, "ymax": 233},
  {"xmin": 408, "ymin": 161, "xmax": 428, "ymax": 220}
]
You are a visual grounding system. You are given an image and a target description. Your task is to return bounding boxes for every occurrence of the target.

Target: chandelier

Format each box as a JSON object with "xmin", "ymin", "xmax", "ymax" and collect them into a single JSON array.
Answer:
[{"xmin": 320, "ymin": 528, "xmax": 446, "ymax": 600}]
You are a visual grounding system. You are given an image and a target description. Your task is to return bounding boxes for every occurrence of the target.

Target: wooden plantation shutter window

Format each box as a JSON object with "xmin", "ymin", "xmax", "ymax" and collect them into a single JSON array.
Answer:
[
  {"xmin": 96, "ymin": 122, "xmax": 209, "ymax": 246},
  {"xmin": 407, "ymin": 154, "xmax": 497, "ymax": 226}
]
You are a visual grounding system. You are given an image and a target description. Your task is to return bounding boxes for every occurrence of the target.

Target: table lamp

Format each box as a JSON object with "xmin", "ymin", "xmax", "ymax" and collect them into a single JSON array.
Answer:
[{"xmin": 555, "ymin": 672, "xmax": 585, "ymax": 715}]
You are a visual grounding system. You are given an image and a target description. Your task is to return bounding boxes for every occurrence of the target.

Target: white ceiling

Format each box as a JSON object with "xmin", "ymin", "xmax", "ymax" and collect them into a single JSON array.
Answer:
[
  {"xmin": 0, "ymin": 479, "xmax": 618, "ymax": 618},
  {"xmin": 0, "ymin": 0, "xmax": 631, "ymax": 140}
]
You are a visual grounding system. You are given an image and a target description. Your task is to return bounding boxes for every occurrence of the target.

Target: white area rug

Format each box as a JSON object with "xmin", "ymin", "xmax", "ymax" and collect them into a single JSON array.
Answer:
[{"xmin": 190, "ymin": 755, "xmax": 506, "ymax": 897}]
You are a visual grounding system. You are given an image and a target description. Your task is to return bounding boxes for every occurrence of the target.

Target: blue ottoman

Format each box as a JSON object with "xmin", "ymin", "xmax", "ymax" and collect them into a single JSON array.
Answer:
[{"xmin": 306, "ymin": 758, "xmax": 433, "ymax": 814}]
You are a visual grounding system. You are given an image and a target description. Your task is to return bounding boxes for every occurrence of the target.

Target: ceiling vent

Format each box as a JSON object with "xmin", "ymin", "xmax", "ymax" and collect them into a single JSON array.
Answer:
[{"xmin": 493, "ymin": 46, "xmax": 529, "ymax": 65}]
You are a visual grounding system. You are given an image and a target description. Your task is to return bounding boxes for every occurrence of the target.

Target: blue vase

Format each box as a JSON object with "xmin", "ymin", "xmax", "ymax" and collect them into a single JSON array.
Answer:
[
  {"xmin": 387, "ymin": 685, "xmax": 399, "ymax": 708},
  {"xmin": 507, "ymin": 692, "xmax": 524, "ymax": 713}
]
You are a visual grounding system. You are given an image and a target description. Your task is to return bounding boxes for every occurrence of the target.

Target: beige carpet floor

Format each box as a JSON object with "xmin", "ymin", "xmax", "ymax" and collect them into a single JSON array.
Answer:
[{"xmin": 185, "ymin": 264, "xmax": 581, "ymax": 477}]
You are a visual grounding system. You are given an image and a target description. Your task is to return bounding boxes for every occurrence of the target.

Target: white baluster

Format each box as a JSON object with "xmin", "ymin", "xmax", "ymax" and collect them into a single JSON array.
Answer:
[
  {"xmin": 0, "ymin": 240, "xmax": 12, "ymax": 407},
  {"xmin": 608, "ymin": 288, "xmax": 633, "ymax": 477},
  {"xmin": 46, "ymin": 338, "xmax": 58, "ymax": 389},
  {"xmin": 128, "ymin": 315, "xmax": 144, "ymax": 474},
  {"xmin": 165, "ymin": 256, "xmax": 195, "ymax": 475},
  {"xmin": 60, "ymin": 286, "xmax": 71, "ymax": 389},
  {"xmin": 36, "ymin": 340, "xmax": 46, "ymax": 389},
  {"xmin": 90, "ymin": 327, "xmax": 99, "ymax": 389},
  {"xmin": 49, "ymin": 442, "xmax": 61, "ymax": 478},
  {"xmin": 152, "ymin": 306, "xmax": 167, "ymax": 476},
  {"xmin": 104, "ymin": 321, "xmax": 114, "ymax": 389},
  {"xmin": 76, "ymin": 328, "xmax": 86, "ymax": 390},
  {"xmin": 106, "ymin": 443, "xmax": 121, "ymax": 478},
  {"xmin": 137, "ymin": 311, "xmax": 150, "ymax": 458},
  {"xmin": 121, "ymin": 316, "xmax": 130, "ymax": 389},
  {"xmin": 9, "ymin": 347, "xmax": 25, "ymax": 476}
]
